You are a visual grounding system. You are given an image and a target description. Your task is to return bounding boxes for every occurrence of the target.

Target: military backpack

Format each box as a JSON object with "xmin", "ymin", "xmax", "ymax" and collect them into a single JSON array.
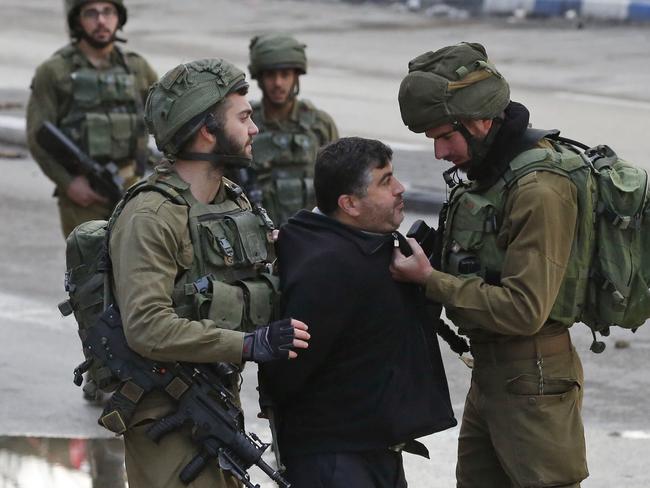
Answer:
[
  {"xmin": 442, "ymin": 132, "xmax": 650, "ymax": 352},
  {"xmin": 58, "ymin": 181, "xmax": 183, "ymax": 392}
]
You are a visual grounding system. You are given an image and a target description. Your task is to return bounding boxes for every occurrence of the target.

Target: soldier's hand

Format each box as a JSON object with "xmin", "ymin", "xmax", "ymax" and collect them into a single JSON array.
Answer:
[
  {"xmin": 242, "ymin": 319, "xmax": 310, "ymax": 363},
  {"xmin": 66, "ymin": 175, "xmax": 109, "ymax": 207},
  {"xmin": 390, "ymin": 237, "xmax": 434, "ymax": 285}
]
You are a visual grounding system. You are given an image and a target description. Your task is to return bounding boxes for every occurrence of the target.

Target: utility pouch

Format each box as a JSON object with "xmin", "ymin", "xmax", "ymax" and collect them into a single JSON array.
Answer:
[
  {"xmin": 108, "ymin": 112, "xmax": 137, "ymax": 162},
  {"xmin": 198, "ymin": 219, "xmax": 235, "ymax": 267},
  {"xmin": 238, "ymin": 279, "xmax": 274, "ymax": 330},
  {"xmin": 85, "ymin": 112, "xmax": 137, "ymax": 161},
  {"xmin": 225, "ymin": 212, "xmax": 269, "ymax": 265},
  {"xmin": 205, "ymin": 279, "xmax": 245, "ymax": 330},
  {"xmin": 85, "ymin": 113, "xmax": 112, "ymax": 159},
  {"xmin": 449, "ymin": 192, "xmax": 497, "ymax": 251}
]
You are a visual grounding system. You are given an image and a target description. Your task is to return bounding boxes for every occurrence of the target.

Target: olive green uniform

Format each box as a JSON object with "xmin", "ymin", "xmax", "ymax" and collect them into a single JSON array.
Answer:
[
  {"xmin": 426, "ymin": 144, "xmax": 588, "ymax": 487},
  {"xmin": 26, "ymin": 43, "xmax": 157, "ymax": 237},
  {"xmin": 109, "ymin": 162, "xmax": 277, "ymax": 488},
  {"xmin": 249, "ymin": 99, "xmax": 338, "ymax": 225}
]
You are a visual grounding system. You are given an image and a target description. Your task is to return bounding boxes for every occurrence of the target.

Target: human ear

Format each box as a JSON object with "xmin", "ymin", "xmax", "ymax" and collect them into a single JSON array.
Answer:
[{"xmin": 337, "ymin": 194, "xmax": 361, "ymax": 217}]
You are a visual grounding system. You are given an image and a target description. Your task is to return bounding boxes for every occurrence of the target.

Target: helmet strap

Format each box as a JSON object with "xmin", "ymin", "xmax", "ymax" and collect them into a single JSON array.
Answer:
[
  {"xmin": 176, "ymin": 113, "xmax": 251, "ymax": 168},
  {"xmin": 454, "ymin": 118, "xmax": 503, "ymax": 175},
  {"xmin": 175, "ymin": 151, "xmax": 251, "ymax": 168},
  {"xmin": 290, "ymin": 77, "xmax": 300, "ymax": 99}
]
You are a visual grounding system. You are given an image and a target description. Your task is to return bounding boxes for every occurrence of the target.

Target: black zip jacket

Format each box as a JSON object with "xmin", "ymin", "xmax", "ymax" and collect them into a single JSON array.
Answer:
[{"xmin": 260, "ymin": 210, "xmax": 456, "ymax": 457}]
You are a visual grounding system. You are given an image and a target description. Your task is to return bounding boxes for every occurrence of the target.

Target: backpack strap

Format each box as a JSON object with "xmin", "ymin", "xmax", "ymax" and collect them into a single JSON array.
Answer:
[
  {"xmin": 98, "ymin": 179, "xmax": 191, "ymax": 308},
  {"xmin": 500, "ymin": 128, "xmax": 567, "ymax": 188}
]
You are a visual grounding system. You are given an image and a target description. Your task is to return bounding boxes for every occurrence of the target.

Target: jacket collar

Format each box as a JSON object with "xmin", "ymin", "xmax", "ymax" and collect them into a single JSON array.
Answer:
[{"xmin": 288, "ymin": 209, "xmax": 395, "ymax": 256}]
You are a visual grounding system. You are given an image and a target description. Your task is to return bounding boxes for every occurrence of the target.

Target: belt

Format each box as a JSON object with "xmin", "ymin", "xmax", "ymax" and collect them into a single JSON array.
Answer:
[{"xmin": 470, "ymin": 331, "xmax": 571, "ymax": 364}]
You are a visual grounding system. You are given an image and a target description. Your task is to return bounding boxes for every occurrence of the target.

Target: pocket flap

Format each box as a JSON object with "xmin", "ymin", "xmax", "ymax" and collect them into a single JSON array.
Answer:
[{"xmin": 207, "ymin": 280, "xmax": 244, "ymax": 330}]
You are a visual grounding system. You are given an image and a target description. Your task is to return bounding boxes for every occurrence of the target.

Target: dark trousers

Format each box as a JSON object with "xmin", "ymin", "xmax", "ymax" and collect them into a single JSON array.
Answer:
[{"xmin": 285, "ymin": 449, "xmax": 407, "ymax": 488}]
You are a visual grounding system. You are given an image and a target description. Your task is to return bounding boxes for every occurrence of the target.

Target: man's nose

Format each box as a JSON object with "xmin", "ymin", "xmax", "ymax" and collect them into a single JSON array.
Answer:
[
  {"xmin": 249, "ymin": 121, "xmax": 259, "ymax": 136},
  {"xmin": 434, "ymin": 139, "xmax": 448, "ymax": 161},
  {"xmin": 394, "ymin": 179, "xmax": 405, "ymax": 196}
]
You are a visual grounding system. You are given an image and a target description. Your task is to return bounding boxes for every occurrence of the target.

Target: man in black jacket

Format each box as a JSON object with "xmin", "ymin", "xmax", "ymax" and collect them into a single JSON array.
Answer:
[{"xmin": 260, "ymin": 137, "xmax": 456, "ymax": 488}]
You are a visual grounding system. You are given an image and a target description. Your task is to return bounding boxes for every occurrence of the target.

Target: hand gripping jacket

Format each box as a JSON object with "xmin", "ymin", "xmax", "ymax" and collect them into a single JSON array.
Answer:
[
  {"xmin": 440, "ymin": 132, "xmax": 650, "ymax": 352},
  {"xmin": 60, "ymin": 165, "xmax": 279, "ymax": 393},
  {"xmin": 56, "ymin": 44, "xmax": 147, "ymax": 168}
]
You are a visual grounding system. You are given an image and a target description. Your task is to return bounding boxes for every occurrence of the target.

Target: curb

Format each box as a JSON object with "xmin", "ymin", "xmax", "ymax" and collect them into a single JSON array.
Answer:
[
  {"xmin": 482, "ymin": 0, "xmax": 650, "ymax": 19},
  {"xmin": 0, "ymin": 115, "xmax": 26, "ymax": 146},
  {"xmin": 0, "ymin": 115, "xmax": 446, "ymax": 214}
]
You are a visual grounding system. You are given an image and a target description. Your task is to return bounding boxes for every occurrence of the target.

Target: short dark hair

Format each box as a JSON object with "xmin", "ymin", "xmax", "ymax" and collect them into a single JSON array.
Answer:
[{"xmin": 315, "ymin": 137, "xmax": 393, "ymax": 215}]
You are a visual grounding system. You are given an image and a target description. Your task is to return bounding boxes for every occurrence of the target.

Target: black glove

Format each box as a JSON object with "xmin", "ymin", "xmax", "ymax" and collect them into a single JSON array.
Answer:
[{"xmin": 242, "ymin": 319, "xmax": 295, "ymax": 363}]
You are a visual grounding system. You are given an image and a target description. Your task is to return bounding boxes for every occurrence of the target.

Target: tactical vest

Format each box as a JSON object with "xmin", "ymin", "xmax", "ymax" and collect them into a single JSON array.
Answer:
[
  {"xmin": 441, "ymin": 140, "xmax": 597, "ymax": 329},
  {"xmin": 250, "ymin": 100, "xmax": 321, "ymax": 224},
  {"xmin": 148, "ymin": 167, "xmax": 280, "ymax": 332},
  {"xmin": 58, "ymin": 46, "xmax": 144, "ymax": 166}
]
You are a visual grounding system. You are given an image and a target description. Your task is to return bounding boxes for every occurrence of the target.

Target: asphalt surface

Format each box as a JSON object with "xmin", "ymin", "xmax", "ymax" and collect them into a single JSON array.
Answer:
[{"xmin": 1, "ymin": 1, "xmax": 650, "ymax": 487}]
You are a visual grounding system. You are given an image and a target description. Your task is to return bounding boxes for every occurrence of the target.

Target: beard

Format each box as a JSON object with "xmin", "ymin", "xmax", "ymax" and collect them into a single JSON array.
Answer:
[
  {"xmin": 79, "ymin": 27, "xmax": 116, "ymax": 49},
  {"xmin": 221, "ymin": 133, "xmax": 252, "ymax": 158},
  {"xmin": 208, "ymin": 131, "xmax": 253, "ymax": 170}
]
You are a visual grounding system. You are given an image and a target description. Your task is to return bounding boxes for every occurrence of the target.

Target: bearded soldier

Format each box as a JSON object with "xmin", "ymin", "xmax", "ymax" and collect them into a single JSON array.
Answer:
[
  {"xmin": 392, "ymin": 42, "xmax": 589, "ymax": 488},
  {"xmin": 26, "ymin": 0, "xmax": 157, "ymax": 403},
  {"xmin": 235, "ymin": 33, "xmax": 338, "ymax": 225},
  {"xmin": 26, "ymin": 0, "xmax": 157, "ymax": 239},
  {"xmin": 109, "ymin": 58, "xmax": 310, "ymax": 487}
]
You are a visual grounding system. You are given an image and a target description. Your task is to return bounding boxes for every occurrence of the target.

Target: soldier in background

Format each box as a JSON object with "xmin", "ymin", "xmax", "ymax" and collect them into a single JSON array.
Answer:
[
  {"xmin": 26, "ymin": 0, "xmax": 157, "ymax": 239},
  {"xmin": 234, "ymin": 33, "xmax": 338, "ymax": 225}
]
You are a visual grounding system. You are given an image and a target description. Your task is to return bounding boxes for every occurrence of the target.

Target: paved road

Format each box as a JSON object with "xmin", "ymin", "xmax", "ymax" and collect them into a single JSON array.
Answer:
[{"xmin": 1, "ymin": 1, "xmax": 649, "ymax": 487}]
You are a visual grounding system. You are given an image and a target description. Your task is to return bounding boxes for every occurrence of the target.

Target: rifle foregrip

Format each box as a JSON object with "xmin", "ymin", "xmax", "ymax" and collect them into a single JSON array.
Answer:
[
  {"xmin": 146, "ymin": 410, "xmax": 187, "ymax": 443},
  {"xmin": 179, "ymin": 452, "xmax": 209, "ymax": 484}
]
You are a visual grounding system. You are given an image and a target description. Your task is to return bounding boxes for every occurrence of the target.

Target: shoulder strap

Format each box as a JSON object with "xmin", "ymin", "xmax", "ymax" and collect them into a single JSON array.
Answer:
[
  {"xmin": 222, "ymin": 177, "xmax": 252, "ymax": 211},
  {"xmin": 500, "ymin": 128, "xmax": 565, "ymax": 188}
]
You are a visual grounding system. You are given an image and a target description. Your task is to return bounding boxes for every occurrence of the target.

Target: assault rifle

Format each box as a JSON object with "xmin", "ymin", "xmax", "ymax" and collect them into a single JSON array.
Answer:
[
  {"xmin": 405, "ymin": 219, "xmax": 470, "ymax": 357},
  {"xmin": 36, "ymin": 121, "xmax": 125, "ymax": 205},
  {"xmin": 73, "ymin": 306, "xmax": 290, "ymax": 488}
]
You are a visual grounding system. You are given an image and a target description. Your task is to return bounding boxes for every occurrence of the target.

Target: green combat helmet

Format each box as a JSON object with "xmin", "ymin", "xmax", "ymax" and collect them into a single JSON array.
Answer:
[
  {"xmin": 144, "ymin": 58, "xmax": 250, "ymax": 164},
  {"xmin": 398, "ymin": 42, "xmax": 510, "ymax": 134},
  {"xmin": 66, "ymin": 0, "xmax": 128, "ymax": 32},
  {"xmin": 248, "ymin": 34, "xmax": 307, "ymax": 80}
]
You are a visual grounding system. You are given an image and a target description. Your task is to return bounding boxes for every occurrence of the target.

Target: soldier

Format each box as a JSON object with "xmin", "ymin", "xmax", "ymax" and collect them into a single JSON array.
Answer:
[
  {"xmin": 392, "ymin": 42, "xmax": 589, "ymax": 487},
  {"xmin": 110, "ymin": 58, "xmax": 310, "ymax": 487},
  {"xmin": 238, "ymin": 33, "xmax": 338, "ymax": 225},
  {"xmin": 26, "ymin": 0, "xmax": 158, "ymax": 238}
]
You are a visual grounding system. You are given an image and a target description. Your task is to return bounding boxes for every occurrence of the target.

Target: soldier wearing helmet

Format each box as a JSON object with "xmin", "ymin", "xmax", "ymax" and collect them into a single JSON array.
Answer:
[
  {"xmin": 26, "ymin": 0, "xmax": 157, "ymax": 402},
  {"xmin": 235, "ymin": 33, "xmax": 338, "ymax": 226},
  {"xmin": 108, "ymin": 58, "xmax": 310, "ymax": 487},
  {"xmin": 391, "ymin": 43, "xmax": 589, "ymax": 487}
]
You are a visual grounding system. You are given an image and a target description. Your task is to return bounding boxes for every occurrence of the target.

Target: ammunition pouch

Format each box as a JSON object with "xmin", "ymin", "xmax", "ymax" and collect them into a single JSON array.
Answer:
[{"xmin": 60, "ymin": 65, "xmax": 142, "ymax": 165}]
